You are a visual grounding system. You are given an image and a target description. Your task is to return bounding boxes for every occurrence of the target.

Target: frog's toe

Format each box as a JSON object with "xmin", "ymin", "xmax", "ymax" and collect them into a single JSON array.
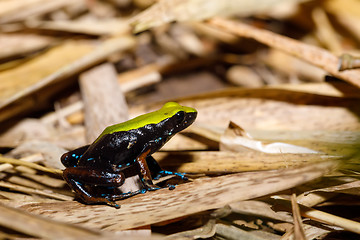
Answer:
[
  {"xmin": 173, "ymin": 172, "xmax": 188, "ymax": 180},
  {"xmin": 105, "ymin": 199, "xmax": 120, "ymax": 209},
  {"xmin": 146, "ymin": 185, "xmax": 160, "ymax": 191},
  {"xmin": 155, "ymin": 170, "xmax": 188, "ymax": 180},
  {"xmin": 167, "ymin": 184, "xmax": 176, "ymax": 190}
]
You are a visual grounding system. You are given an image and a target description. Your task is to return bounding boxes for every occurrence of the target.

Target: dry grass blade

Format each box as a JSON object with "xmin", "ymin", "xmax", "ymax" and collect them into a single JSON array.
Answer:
[
  {"xmin": 0, "ymin": 181, "xmax": 71, "ymax": 201},
  {"xmin": 0, "ymin": 202, "xmax": 101, "ymax": 239},
  {"xmin": 0, "ymin": 0, "xmax": 82, "ymax": 24},
  {"xmin": 291, "ymin": 193, "xmax": 306, "ymax": 240},
  {"xmin": 301, "ymin": 205, "xmax": 360, "ymax": 235},
  {"xmin": 0, "ymin": 153, "xmax": 43, "ymax": 172},
  {"xmin": 22, "ymin": 160, "xmax": 339, "ymax": 231},
  {"xmin": 0, "ymin": 156, "xmax": 62, "ymax": 175},
  {"xmin": 275, "ymin": 198, "xmax": 360, "ymax": 235},
  {"xmin": 0, "ymin": 36, "xmax": 135, "ymax": 122},
  {"xmin": 208, "ymin": 18, "xmax": 360, "ymax": 88},
  {"xmin": 130, "ymin": 0, "xmax": 302, "ymax": 33}
]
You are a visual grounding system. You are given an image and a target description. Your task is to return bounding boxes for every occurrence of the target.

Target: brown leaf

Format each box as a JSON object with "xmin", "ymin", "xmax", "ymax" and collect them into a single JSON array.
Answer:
[{"xmin": 21, "ymin": 160, "xmax": 339, "ymax": 231}]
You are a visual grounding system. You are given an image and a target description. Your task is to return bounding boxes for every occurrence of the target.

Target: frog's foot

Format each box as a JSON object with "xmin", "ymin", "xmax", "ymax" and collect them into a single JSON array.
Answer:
[
  {"xmin": 80, "ymin": 195, "xmax": 120, "ymax": 208},
  {"xmin": 63, "ymin": 167, "xmax": 125, "ymax": 208},
  {"xmin": 153, "ymin": 170, "xmax": 188, "ymax": 181},
  {"xmin": 70, "ymin": 179, "xmax": 120, "ymax": 208},
  {"xmin": 143, "ymin": 180, "xmax": 161, "ymax": 191},
  {"xmin": 103, "ymin": 199, "xmax": 120, "ymax": 209},
  {"xmin": 106, "ymin": 190, "xmax": 143, "ymax": 202},
  {"xmin": 167, "ymin": 184, "xmax": 176, "ymax": 190}
]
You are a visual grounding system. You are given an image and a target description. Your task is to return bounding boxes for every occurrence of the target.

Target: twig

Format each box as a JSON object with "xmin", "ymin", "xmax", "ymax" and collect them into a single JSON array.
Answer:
[
  {"xmin": 0, "ymin": 156, "xmax": 63, "ymax": 175},
  {"xmin": 0, "ymin": 181, "xmax": 72, "ymax": 201},
  {"xmin": 274, "ymin": 197, "xmax": 360, "ymax": 235},
  {"xmin": 0, "ymin": 154, "xmax": 43, "ymax": 172},
  {"xmin": 208, "ymin": 17, "xmax": 360, "ymax": 88},
  {"xmin": 291, "ymin": 193, "xmax": 306, "ymax": 240}
]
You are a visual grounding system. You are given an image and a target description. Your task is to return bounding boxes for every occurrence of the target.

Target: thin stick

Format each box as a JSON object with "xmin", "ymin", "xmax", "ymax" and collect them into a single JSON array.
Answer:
[
  {"xmin": 300, "ymin": 204, "xmax": 360, "ymax": 234},
  {"xmin": 0, "ymin": 181, "xmax": 72, "ymax": 201},
  {"xmin": 275, "ymin": 198, "xmax": 360, "ymax": 235},
  {"xmin": 208, "ymin": 17, "xmax": 360, "ymax": 88},
  {"xmin": 291, "ymin": 193, "xmax": 306, "ymax": 240},
  {"xmin": 0, "ymin": 156, "xmax": 63, "ymax": 175}
]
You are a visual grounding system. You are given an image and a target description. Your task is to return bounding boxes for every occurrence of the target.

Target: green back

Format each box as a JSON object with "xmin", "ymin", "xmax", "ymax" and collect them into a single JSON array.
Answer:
[{"xmin": 95, "ymin": 102, "xmax": 196, "ymax": 142}]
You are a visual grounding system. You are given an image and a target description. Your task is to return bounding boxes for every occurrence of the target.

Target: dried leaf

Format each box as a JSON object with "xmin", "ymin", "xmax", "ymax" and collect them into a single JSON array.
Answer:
[
  {"xmin": 0, "ymin": 36, "xmax": 135, "ymax": 122},
  {"xmin": 21, "ymin": 160, "xmax": 339, "ymax": 231},
  {"xmin": 220, "ymin": 121, "xmax": 321, "ymax": 154},
  {"xmin": 130, "ymin": 0, "xmax": 304, "ymax": 33},
  {"xmin": 0, "ymin": 41, "xmax": 94, "ymax": 108},
  {"xmin": 0, "ymin": 202, "xmax": 102, "ymax": 239},
  {"xmin": 130, "ymin": 85, "xmax": 360, "ymax": 132},
  {"xmin": 305, "ymin": 180, "xmax": 360, "ymax": 196},
  {"xmin": 154, "ymin": 151, "xmax": 336, "ymax": 173},
  {"xmin": 80, "ymin": 63, "xmax": 129, "ymax": 142}
]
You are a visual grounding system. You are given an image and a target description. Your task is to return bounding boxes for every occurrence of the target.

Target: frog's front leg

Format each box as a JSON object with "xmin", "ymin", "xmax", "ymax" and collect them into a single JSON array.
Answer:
[
  {"xmin": 61, "ymin": 145, "xmax": 90, "ymax": 167},
  {"xmin": 146, "ymin": 156, "xmax": 188, "ymax": 181},
  {"xmin": 136, "ymin": 149, "xmax": 160, "ymax": 191},
  {"xmin": 63, "ymin": 167, "xmax": 125, "ymax": 208}
]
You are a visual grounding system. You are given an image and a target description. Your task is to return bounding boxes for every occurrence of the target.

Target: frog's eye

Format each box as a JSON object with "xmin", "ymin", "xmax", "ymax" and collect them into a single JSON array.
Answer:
[{"xmin": 174, "ymin": 111, "xmax": 185, "ymax": 125}]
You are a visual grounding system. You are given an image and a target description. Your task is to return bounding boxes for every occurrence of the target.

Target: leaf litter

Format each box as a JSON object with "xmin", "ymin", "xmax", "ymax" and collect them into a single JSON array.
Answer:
[{"xmin": 0, "ymin": 0, "xmax": 359, "ymax": 239}]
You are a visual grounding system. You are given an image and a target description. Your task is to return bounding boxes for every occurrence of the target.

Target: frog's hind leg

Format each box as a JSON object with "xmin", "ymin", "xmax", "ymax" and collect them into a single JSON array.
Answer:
[
  {"xmin": 63, "ymin": 167, "xmax": 125, "ymax": 208},
  {"xmin": 146, "ymin": 156, "xmax": 188, "ymax": 181}
]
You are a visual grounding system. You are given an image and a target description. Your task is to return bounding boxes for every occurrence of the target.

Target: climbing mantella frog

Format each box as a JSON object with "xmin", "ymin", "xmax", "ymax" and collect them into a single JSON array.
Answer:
[{"xmin": 61, "ymin": 102, "xmax": 197, "ymax": 208}]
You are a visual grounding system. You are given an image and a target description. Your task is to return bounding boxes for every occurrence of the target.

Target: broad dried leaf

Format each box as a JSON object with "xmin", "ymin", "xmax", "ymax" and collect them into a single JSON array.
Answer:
[
  {"xmin": 21, "ymin": 160, "xmax": 339, "ymax": 231},
  {"xmin": 154, "ymin": 151, "xmax": 336, "ymax": 173},
  {"xmin": 130, "ymin": 85, "xmax": 360, "ymax": 132},
  {"xmin": 0, "ymin": 203, "xmax": 102, "ymax": 239}
]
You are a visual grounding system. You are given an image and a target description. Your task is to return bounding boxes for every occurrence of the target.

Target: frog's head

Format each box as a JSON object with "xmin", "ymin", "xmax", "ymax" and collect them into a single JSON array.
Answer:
[{"xmin": 159, "ymin": 102, "xmax": 197, "ymax": 133}]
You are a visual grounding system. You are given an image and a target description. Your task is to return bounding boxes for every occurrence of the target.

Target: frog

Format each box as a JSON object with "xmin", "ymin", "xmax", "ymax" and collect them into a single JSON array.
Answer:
[{"xmin": 61, "ymin": 102, "xmax": 197, "ymax": 208}]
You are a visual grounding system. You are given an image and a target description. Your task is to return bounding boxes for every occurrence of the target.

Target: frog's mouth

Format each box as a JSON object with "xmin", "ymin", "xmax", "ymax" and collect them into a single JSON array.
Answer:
[
  {"xmin": 184, "ymin": 111, "xmax": 197, "ymax": 128},
  {"xmin": 173, "ymin": 111, "xmax": 197, "ymax": 133}
]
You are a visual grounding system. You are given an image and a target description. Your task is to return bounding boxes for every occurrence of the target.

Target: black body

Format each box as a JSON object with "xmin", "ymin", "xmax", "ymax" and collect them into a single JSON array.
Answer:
[{"xmin": 61, "ymin": 111, "xmax": 197, "ymax": 208}]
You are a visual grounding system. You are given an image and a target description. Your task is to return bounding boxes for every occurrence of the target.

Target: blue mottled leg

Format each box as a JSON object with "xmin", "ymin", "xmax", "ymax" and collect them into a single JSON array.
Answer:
[{"xmin": 146, "ymin": 156, "xmax": 187, "ymax": 180}]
